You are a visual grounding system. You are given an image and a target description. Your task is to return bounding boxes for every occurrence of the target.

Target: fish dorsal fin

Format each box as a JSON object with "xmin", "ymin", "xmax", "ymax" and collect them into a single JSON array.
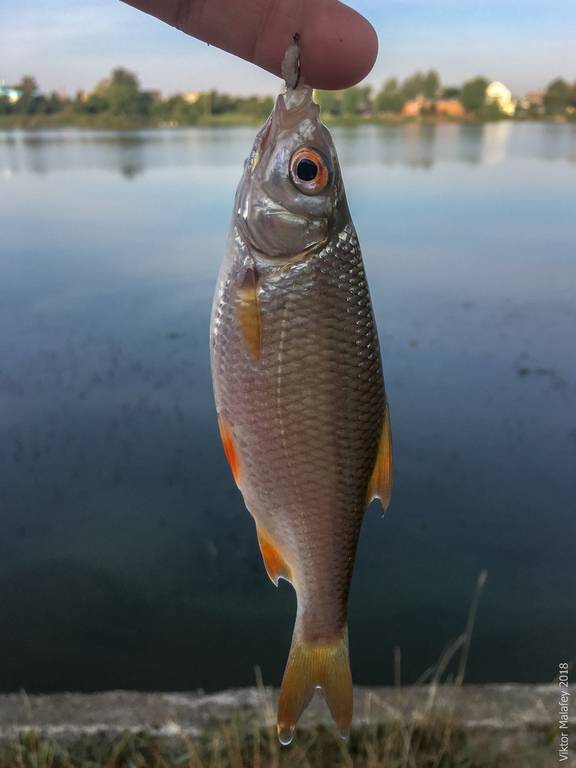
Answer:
[
  {"xmin": 367, "ymin": 403, "xmax": 393, "ymax": 511},
  {"xmin": 256, "ymin": 524, "xmax": 292, "ymax": 587},
  {"xmin": 234, "ymin": 265, "xmax": 261, "ymax": 358},
  {"xmin": 217, "ymin": 415, "xmax": 241, "ymax": 486}
]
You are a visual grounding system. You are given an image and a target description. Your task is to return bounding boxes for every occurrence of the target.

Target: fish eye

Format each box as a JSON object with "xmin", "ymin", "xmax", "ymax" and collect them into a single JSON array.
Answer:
[{"xmin": 289, "ymin": 148, "xmax": 330, "ymax": 195}]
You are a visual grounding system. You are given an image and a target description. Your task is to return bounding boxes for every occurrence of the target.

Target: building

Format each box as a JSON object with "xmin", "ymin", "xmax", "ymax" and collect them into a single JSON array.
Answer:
[
  {"xmin": 486, "ymin": 81, "xmax": 516, "ymax": 116},
  {"xmin": 525, "ymin": 91, "xmax": 544, "ymax": 106},
  {"xmin": 402, "ymin": 97, "xmax": 427, "ymax": 117},
  {"xmin": 435, "ymin": 98, "xmax": 465, "ymax": 118},
  {"xmin": 0, "ymin": 83, "xmax": 21, "ymax": 103},
  {"xmin": 517, "ymin": 91, "xmax": 544, "ymax": 114},
  {"xmin": 182, "ymin": 91, "xmax": 201, "ymax": 105}
]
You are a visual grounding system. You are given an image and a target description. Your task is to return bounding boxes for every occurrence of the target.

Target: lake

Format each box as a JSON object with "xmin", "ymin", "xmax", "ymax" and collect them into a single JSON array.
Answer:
[{"xmin": 0, "ymin": 123, "xmax": 574, "ymax": 693}]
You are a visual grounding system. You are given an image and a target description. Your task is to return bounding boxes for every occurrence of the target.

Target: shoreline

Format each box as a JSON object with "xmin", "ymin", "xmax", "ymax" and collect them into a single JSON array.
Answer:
[{"xmin": 0, "ymin": 114, "xmax": 573, "ymax": 131}]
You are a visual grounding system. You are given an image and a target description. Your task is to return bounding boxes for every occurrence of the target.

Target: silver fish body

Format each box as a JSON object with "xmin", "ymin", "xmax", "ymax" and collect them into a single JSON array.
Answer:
[{"xmin": 210, "ymin": 82, "xmax": 392, "ymax": 744}]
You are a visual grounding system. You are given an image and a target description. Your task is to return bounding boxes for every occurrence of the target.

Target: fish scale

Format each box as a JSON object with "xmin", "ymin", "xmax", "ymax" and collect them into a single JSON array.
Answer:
[
  {"xmin": 213, "ymin": 224, "xmax": 384, "ymax": 629},
  {"xmin": 210, "ymin": 77, "xmax": 391, "ymax": 743}
]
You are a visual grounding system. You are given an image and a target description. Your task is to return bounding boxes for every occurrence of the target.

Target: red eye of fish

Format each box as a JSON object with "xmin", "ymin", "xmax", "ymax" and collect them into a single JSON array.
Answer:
[{"xmin": 289, "ymin": 148, "xmax": 330, "ymax": 195}]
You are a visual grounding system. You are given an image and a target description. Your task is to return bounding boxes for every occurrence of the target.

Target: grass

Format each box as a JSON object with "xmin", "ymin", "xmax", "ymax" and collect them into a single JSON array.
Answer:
[
  {"xmin": 0, "ymin": 574, "xmax": 552, "ymax": 767},
  {"xmin": 0, "ymin": 715, "xmax": 550, "ymax": 768}
]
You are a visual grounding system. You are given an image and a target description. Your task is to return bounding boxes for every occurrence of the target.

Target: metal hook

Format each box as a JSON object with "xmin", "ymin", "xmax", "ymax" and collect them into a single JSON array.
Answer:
[{"xmin": 281, "ymin": 33, "xmax": 301, "ymax": 90}]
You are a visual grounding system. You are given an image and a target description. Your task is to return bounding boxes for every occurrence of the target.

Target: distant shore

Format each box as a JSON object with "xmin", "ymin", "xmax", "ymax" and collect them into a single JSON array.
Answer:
[{"xmin": 0, "ymin": 112, "xmax": 573, "ymax": 131}]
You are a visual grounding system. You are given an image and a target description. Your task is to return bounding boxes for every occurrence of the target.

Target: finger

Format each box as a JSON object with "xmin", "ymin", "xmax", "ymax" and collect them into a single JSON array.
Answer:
[{"xmin": 121, "ymin": 0, "xmax": 378, "ymax": 90}]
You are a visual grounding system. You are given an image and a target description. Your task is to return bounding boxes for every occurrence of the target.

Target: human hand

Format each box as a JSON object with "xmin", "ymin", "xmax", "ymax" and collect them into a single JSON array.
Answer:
[{"xmin": 121, "ymin": 0, "xmax": 378, "ymax": 90}]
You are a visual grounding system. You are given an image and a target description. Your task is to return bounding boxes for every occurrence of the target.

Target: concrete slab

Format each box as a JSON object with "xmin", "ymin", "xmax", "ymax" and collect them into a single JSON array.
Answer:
[{"xmin": 0, "ymin": 685, "xmax": 557, "ymax": 742}]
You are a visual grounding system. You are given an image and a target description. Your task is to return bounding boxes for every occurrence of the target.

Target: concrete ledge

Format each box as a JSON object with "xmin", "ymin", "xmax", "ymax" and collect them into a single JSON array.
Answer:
[{"xmin": 0, "ymin": 685, "xmax": 556, "ymax": 742}]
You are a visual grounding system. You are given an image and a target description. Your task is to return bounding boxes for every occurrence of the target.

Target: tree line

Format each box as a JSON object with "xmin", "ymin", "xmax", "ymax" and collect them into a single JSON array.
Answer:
[
  {"xmin": 0, "ymin": 69, "xmax": 274, "ymax": 126},
  {"xmin": 317, "ymin": 71, "xmax": 576, "ymax": 117},
  {"xmin": 2, "ymin": 67, "xmax": 575, "ymax": 126}
]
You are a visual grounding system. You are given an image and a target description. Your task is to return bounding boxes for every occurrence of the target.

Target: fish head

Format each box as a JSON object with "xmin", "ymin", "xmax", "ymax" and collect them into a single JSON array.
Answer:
[{"xmin": 235, "ymin": 86, "xmax": 346, "ymax": 261}]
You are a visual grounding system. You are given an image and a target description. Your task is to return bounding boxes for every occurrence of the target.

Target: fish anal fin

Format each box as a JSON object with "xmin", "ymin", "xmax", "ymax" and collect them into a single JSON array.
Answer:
[
  {"xmin": 217, "ymin": 415, "xmax": 241, "ymax": 486},
  {"xmin": 256, "ymin": 524, "xmax": 292, "ymax": 587},
  {"xmin": 277, "ymin": 627, "xmax": 352, "ymax": 745},
  {"xmin": 235, "ymin": 265, "xmax": 261, "ymax": 358},
  {"xmin": 368, "ymin": 403, "xmax": 393, "ymax": 511}
]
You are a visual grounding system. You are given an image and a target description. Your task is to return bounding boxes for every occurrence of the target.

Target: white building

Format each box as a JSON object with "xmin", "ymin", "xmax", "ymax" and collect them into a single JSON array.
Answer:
[
  {"xmin": 0, "ymin": 84, "xmax": 21, "ymax": 103},
  {"xmin": 486, "ymin": 81, "xmax": 516, "ymax": 116}
]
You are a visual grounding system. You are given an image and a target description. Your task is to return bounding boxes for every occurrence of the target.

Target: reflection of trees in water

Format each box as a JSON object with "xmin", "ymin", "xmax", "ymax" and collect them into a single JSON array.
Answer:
[
  {"xmin": 1, "ymin": 126, "xmax": 575, "ymax": 179},
  {"xmin": 539, "ymin": 122, "xmax": 576, "ymax": 163},
  {"xmin": 455, "ymin": 123, "xmax": 512, "ymax": 165},
  {"xmin": 0, "ymin": 131, "xmax": 152, "ymax": 177},
  {"xmin": 335, "ymin": 123, "xmax": 515, "ymax": 169},
  {"xmin": 113, "ymin": 144, "xmax": 145, "ymax": 178},
  {"xmin": 120, "ymin": 163, "xmax": 143, "ymax": 178}
]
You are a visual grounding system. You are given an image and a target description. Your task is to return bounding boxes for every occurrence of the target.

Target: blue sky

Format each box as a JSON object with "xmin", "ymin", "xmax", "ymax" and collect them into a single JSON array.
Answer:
[{"xmin": 1, "ymin": 0, "xmax": 574, "ymax": 96}]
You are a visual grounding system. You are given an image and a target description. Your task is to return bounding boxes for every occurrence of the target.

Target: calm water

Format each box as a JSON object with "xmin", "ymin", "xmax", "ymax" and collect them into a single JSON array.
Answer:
[{"xmin": 0, "ymin": 123, "xmax": 575, "ymax": 693}]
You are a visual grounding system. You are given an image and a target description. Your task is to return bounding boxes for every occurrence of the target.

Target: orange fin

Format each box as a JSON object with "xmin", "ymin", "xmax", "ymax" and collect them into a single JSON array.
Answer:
[
  {"xmin": 368, "ymin": 402, "xmax": 393, "ymax": 510},
  {"xmin": 217, "ymin": 415, "xmax": 240, "ymax": 486},
  {"xmin": 234, "ymin": 265, "xmax": 261, "ymax": 358},
  {"xmin": 256, "ymin": 524, "xmax": 292, "ymax": 586},
  {"xmin": 277, "ymin": 628, "xmax": 352, "ymax": 745}
]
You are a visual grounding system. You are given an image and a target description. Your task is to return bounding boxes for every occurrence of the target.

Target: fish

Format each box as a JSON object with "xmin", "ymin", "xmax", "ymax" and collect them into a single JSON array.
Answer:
[{"xmin": 210, "ymin": 40, "xmax": 392, "ymax": 745}]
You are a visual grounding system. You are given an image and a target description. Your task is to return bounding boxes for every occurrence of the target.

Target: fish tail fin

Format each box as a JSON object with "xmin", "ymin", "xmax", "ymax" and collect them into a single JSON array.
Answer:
[{"xmin": 277, "ymin": 626, "xmax": 352, "ymax": 745}]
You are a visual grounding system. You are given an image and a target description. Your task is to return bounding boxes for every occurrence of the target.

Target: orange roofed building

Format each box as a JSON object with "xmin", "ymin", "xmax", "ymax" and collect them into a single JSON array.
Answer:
[
  {"xmin": 402, "ymin": 96, "xmax": 465, "ymax": 118},
  {"xmin": 435, "ymin": 98, "xmax": 465, "ymax": 117},
  {"xmin": 402, "ymin": 97, "xmax": 427, "ymax": 117}
]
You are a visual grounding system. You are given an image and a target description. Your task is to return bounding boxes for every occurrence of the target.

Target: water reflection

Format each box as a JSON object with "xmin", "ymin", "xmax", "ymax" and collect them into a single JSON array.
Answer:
[{"xmin": 1, "ymin": 123, "xmax": 574, "ymax": 178}]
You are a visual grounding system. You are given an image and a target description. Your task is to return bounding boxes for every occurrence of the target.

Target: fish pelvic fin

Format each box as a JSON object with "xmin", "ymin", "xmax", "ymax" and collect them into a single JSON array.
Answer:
[
  {"xmin": 367, "ymin": 402, "xmax": 393, "ymax": 511},
  {"xmin": 217, "ymin": 415, "xmax": 241, "ymax": 486},
  {"xmin": 256, "ymin": 524, "xmax": 292, "ymax": 586},
  {"xmin": 277, "ymin": 626, "xmax": 352, "ymax": 746}
]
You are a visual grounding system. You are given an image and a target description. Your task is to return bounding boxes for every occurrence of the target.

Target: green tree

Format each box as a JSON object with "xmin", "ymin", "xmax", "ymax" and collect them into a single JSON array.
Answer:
[
  {"xmin": 375, "ymin": 78, "xmax": 404, "ymax": 113},
  {"xmin": 82, "ymin": 93, "xmax": 108, "ymax": 114},
  {"xmin": 401, "ymin": 72, "xmax": 425, "ymax": 100},
  {"xmin": 235, "ymin": 95, "xmax": 274, "ymax": 119},
  {"xmin": 422, "ymin": 69, "xmax": 441, "ymax": 98},
  {"xmin": 209, "ymin": 90, "xmax": 236, "ymax": 114},
  {"xmin": 103, "ymin": 68, "xmax": 141, "ymax": 116},
  {"xmin": 13, "ymin": 75, "xmax": 38, "ymax": 114},
  {"xmin": 543, "ymin": 78, "xmax": 571, "ymax": 114},
  {"xmin": 44, "ymin": 92, "xmax": 65, "ymax": 115},
  {"xmin": 480, "ymin": 101, "xmax": 504, "ymax": 121},
  {"xmin": 460, "ymin": 77, "xmax": 489, "ymax": 113},
  {"xmin": 341, "ymin": 85, "xmax": 372, "ymax": 115},
  {"xmin": 157, "ymin": 95, "xmax": 202, "ymax": 125},
  {"xmin": 314, "ymin": 90, "xmax": 342, "ymax": 116}
]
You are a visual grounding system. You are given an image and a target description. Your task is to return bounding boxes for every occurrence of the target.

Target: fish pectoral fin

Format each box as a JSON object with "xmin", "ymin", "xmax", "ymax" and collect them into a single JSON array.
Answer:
[
  {"xmin": 277, "ymin": 627, "xmax": 352, "ymax": 745},
  {"xmin": 217, "ymin": 415, "xmax": 241, "ymax": 487},
  {"xmin": 367, "ymin": 402, "xmax": 393, "ymax": 511},
  {"xmin": 234, "ymin": 264, "xmax": 261, "ymax": 359},
  {"xmin": 256, "ymin": 524, "xmax": 292, "ymax": 587}
]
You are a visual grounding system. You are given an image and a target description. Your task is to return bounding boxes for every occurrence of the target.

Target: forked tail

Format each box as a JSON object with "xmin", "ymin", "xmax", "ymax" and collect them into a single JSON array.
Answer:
[{"xmin": 277, "ymin": 625, "xmax": 352, "ymax": 745}]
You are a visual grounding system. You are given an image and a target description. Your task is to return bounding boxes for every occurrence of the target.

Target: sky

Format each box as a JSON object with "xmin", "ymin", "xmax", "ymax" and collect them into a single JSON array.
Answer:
[{"xmin": 1, "ymin": 0, "xmax": 575, "ymax": 97}]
